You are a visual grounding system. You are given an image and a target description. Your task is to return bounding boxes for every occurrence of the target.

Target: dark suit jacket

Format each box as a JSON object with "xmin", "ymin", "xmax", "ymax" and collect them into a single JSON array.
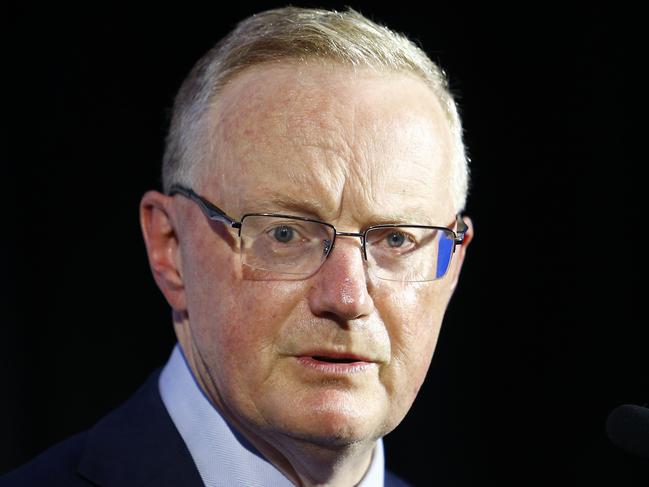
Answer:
[{"xmin": 1, "ymin": 369, "xmax": 411, "ymax": 486}]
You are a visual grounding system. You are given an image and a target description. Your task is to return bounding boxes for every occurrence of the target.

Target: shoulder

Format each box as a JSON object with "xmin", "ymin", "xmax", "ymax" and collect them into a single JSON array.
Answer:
[
  {"xmin": 0, "ymin": 431, "xmax": 91, "ymax": 486},
  {"xmin": 1, "ymin": 368, "xmax": 201, "ymax": 487},
  {"xmin": 385, "ymin": 469, "xmax": 413, "ymax": 487}
]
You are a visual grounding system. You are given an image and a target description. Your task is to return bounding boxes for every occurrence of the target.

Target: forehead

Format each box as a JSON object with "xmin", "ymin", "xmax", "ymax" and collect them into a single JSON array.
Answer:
[{"xmin": 200, "ymin": 62, "xmax": 455, "ymax": 225}]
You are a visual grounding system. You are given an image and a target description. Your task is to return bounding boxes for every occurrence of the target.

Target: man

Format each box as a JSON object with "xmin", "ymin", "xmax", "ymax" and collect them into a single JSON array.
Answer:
[{"xmin": 2, "ymin": 6, "xmax": 473, "ymax": 487}]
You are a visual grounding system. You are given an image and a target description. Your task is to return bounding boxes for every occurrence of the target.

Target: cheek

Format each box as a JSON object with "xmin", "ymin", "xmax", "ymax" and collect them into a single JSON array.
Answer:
[
  {"xmin": 205, "ymin": 281, "xmax": 307, "ymax": 422},
  {"xmin": 216, "ymin": 279, "xmax": 306, "ymax": 337},
  {"xmin": 377, "ymin": 282, "xmax": 449, "ymax": 405},
  {"xmin": 185, "ymin": 242, "xmax": 305, "ymax": 382}
]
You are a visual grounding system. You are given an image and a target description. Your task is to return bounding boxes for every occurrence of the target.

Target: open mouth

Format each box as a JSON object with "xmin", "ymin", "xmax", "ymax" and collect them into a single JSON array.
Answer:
[{"xmin": 311, "ymin": 355, "xmax": 361, "ymax": 364}]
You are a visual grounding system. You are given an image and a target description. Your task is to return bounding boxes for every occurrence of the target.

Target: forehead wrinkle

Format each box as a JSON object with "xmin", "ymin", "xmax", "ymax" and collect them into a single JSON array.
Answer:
[
  {"xmin": 243, "ymin": 193, "xmax": 329, "ymax": 219},
  {"xmin": 201, "ymin": 63, "xmax": 455, "ymax": 229},
  {"xmin": 285, "ymin": 160, "xmax": 346, "ymax": 216},
  {"xmin": 231, "ymin": 141, "xmax": 348, "ymax": 219},
  {"xmin": 222, "ymin": 68, "xmax": 353, "ymax": 193},
  {"xmin": 340, "ymin": 104, "xmax": 454, "ymax": 227}
]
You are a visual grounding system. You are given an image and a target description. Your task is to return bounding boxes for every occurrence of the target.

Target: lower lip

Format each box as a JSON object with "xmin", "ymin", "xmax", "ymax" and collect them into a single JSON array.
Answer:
[{"xmin": 296, "ymin": 356, "xmax": 376, "ymax": 374}]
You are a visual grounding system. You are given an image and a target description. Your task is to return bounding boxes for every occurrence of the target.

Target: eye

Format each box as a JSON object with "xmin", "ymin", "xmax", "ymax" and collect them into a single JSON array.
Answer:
[
  {"xmin": 386, "ymin": 232, "xmax": 407, "ymax": 247},
  {"xmin": 366, "ymin": 227, "xmax": 419, "ymax": 253},
  {"xmin": 272, "ymin": 225, "xmax": 295, "ymax": 243}
]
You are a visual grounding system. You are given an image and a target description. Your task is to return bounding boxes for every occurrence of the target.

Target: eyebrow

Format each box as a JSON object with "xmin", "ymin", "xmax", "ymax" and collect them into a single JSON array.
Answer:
[
  {"xmin": 248, "ymin": 196, "xmax": 450, "ymax": 228},
  {"xmin": 250, "ymin": 195, "xmax": 329, "ymax": 219},
  {"xmin": 369, "ymin": 210, "xmax": 443, "ymax": 227}
]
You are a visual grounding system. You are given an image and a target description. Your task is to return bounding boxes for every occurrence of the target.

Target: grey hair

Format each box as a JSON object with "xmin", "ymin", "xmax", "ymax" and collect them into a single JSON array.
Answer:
[{"xmin": 162, "ymin": 6, "xmax": 470, "ymax": 212}]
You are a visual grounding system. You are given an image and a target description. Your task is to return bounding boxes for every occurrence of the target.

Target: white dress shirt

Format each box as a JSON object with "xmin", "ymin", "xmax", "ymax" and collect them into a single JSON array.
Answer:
[{"xmin": 159, "ymin": 344, "xmax": 385, "ymax": 487}]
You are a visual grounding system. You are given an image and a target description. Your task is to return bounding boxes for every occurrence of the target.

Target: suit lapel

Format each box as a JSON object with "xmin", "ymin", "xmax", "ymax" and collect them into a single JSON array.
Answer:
[{"xmin": 76, "ymin": 369, "xmax": 204, "ymax": 487}]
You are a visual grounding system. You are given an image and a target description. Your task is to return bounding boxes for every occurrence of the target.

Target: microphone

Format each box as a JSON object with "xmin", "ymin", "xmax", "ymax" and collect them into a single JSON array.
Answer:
[{"xmin": 606, "ymin": 404, "xmax": 649, "ymax": 459}]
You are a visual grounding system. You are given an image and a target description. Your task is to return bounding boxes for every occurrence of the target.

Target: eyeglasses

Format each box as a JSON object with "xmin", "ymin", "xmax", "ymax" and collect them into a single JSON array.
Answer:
[{"xmin": 169, "ymin": 184, "xmax": 467, "ymax": 282}]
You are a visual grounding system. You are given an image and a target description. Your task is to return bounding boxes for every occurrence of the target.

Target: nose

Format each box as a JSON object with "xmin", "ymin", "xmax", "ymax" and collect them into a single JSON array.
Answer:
[{"xmin": 307, "ymin": 237, "xmax": 374, "ymax": 321}]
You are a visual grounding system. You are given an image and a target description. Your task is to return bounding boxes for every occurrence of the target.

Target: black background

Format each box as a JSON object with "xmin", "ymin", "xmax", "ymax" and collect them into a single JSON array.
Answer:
[{"xmin": 4, "ymin": 2, "xmax": 647, "ymax": 485}]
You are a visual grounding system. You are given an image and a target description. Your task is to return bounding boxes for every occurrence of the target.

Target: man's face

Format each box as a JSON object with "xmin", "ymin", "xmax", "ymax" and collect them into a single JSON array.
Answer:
[{"xmin": 172, "ymin": 63, "xmax": 468, "ymax": 449}]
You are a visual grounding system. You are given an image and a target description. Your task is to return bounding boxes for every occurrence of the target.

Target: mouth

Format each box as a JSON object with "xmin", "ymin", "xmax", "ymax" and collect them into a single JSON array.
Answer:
[
  {"xmin": 295, "ymin": 352, "xmax": 377, "ymax": 374},
  {"xmin": 311, "ymin": 355, "xmax": 364, "ymax": 364}
]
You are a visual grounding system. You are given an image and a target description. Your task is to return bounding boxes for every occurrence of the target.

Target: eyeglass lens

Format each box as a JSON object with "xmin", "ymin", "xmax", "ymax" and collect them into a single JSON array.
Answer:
[{"xmin": 238, "ymin": 215, "xmax": 455, "ymax": 282}]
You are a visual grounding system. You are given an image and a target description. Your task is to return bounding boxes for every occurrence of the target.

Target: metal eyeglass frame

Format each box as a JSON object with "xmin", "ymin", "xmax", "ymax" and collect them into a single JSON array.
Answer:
[{"xmin": 168, "ymin": 183, "xmax": 468, "ymax": 276}]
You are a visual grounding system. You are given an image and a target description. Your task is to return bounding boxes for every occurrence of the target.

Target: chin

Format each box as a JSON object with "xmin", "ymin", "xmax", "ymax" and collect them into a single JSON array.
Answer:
[
  {"xmin": 281, "ymin": 420, "xmax": 381, "ymax": 449},
  {"xmin": 267, "ymin": 394, "xmax": 389, "ymax": 448}
]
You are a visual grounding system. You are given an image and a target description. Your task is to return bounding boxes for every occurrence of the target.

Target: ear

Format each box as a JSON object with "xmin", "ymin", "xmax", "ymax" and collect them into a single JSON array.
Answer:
[
  {"xmin": 139, "ymin": 190, "xmax": 187, "ymax": 311},
  {"xmin": 448, "ymin": 216, "xmax": 474, "ymax": 293}
]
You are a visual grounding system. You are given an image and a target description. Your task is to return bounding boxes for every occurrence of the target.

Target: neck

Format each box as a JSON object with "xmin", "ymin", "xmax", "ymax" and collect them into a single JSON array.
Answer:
[{"xmin": 255, "ymin": 431, "xmax": 376, "ymax": 487}]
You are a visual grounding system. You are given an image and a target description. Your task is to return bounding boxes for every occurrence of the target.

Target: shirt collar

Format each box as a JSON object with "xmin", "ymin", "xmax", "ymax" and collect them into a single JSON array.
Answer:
[{"xmin": 159, "ymin": 343, "xmax": 384, "ymax": 487}]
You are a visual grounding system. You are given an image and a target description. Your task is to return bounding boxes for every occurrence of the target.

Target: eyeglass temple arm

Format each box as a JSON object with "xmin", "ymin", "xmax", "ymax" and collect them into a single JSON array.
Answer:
[
  {"xmin": 168, "ymin": 184, "xmax": 242, "ymax": 229},
  {"xmin": 454, "ymin": 214, "xmax": 468, "ymax": 245}
]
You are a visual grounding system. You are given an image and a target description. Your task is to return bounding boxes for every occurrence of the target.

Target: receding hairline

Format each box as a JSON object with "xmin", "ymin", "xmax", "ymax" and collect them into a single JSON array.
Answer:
[
  {"xmin": 191, "ymin": 59, "xmax": 454, "ymax": 181},
  {"xmin": 200, "ymin": 57, "xmax": 449, "ymax": 132},
  {"xmin": 161, "ymin": 6, "xmax": 470, "ymax": 212},
  {"xmin": 216, "ymin": 56, "xmax": 441, "ymax": 95}
]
